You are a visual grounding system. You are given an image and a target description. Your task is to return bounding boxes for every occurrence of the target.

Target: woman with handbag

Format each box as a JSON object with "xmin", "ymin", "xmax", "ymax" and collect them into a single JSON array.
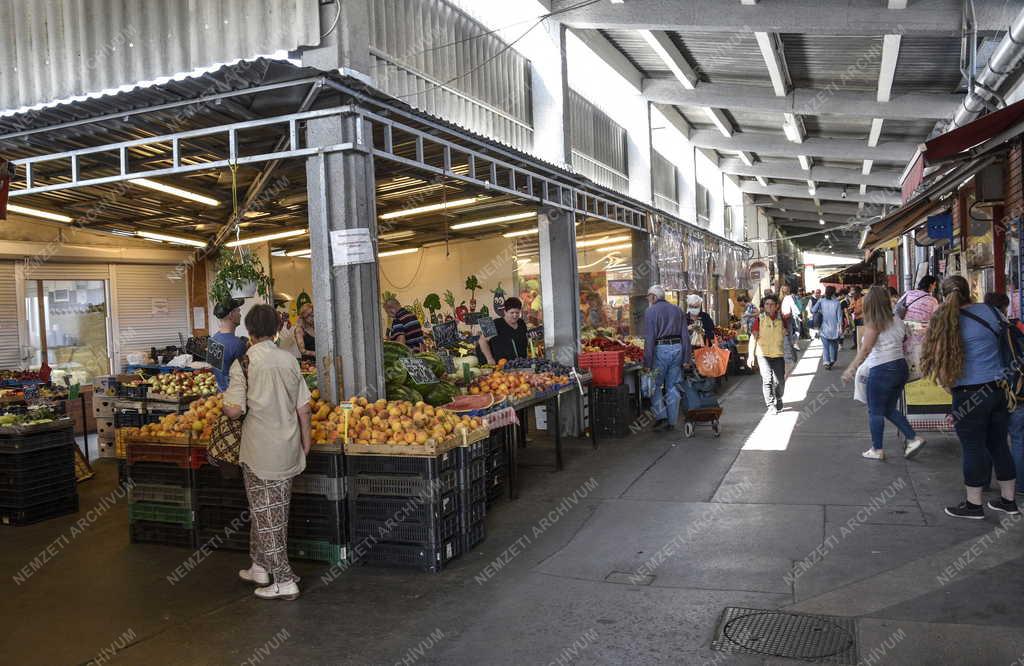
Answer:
[
  {"xmin": 921, "ymin": 277, "xmax": 1018, "ymax": 519},
  {"xmin": 222, "ymin": 304, "xmax": 313, "ymax": 600},
  {"xmin": 843, "ymin": 286, "xmax": 925, "ymax": 461}
]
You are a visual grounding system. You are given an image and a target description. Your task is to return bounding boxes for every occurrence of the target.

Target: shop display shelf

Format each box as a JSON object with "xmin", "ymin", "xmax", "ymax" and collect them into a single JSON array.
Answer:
[
  {"xmin": 128, "ymin": 502, "xmax": 194, "ymax": 527},
  {"xmin": 193, "ymin": 464, "xmax": 245, "ymax": 492},
  {"xmin": 351, "ymin": 509, "xmax": 459, "ymax": 547},
  {"xmin": 460, "ymin": 477, "xmax": 487, "ymax": 506},
  {"xmin": 1, "ymin": 494, "xmax": 79, "ymax": 526},
  {"xmin": 128, "ymin": 483, "xmax": 195, "ymax": 509},
  {"xmin": 126, "ymin": 442, "xmax": 206, "ymax": 469},
  {"xmin": 289, "ymin": 538, "xmax": 347, "ymax": 565},
  {"xmin": 460, "ymin": 497, "xmax": 486, "ymax": 532},
  {"xmin": 292, "ymin": 473, "xmax": 346, "ymax": 501},
  {"xmin": 353, "ymin": 537, "xmax": 459, "ymax": 573},
  {"xmin": 0, "ymin": 427, "xmax": 75, "ymax": 453},
  {"xmin": 126, "ymin": 461, "xmax": 193, "ymax": 488},
  {"xmin": 462, "ymin": 520, "xmax": 486, "ymax": 553},
  {"xmin": 458, "ymin": 457, "xmax": 486, "ymax": 487},
  {"xmin": 196, "ymin": 504, "xmax": 251, "ymax": 533},
  {"xmin": 345, "ymin": 451, "xmax": 456, "ymax": 479},
  {"xmin": 0, "ymin": 473, "xmax": 76, "ymax": 508},
  {"xmin": 304, "ymin": 451, "xmax": 343, "ymax": 478},
  {"xmin": 347, "ymin": 490, "xmax": 459, "ymax": 528},
  {"xmin": 130, "ymin": 519, "xmax": 196, "ymax": 548},
  {"xmin": 349, "ymin": 469, "xmax": 458, "ymax": 499},
  {"xmin": 578, "ymin": 351, "xmax": 625, "ymax": 388}
]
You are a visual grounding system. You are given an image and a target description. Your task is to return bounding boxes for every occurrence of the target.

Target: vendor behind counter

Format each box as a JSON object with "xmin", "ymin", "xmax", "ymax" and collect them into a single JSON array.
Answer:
[{"xmin": 477, "ymin": 297, "xmax": 528, "ymax": 364}]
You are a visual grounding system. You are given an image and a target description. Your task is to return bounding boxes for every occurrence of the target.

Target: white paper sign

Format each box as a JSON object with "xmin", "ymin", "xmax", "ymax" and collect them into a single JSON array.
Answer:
[
  {"xmin": 330, "ymin": 228, "xmax": 375, "ymax": 267},
  {"xmin": 192, "ymin": 307, "xmax": 206, "ymax": 330}
]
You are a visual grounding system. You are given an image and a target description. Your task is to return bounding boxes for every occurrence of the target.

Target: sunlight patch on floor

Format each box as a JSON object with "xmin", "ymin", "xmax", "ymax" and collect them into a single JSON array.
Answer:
[{"xmin": 741, "ymin": 410, "xmax": 801, "ymax": 450}]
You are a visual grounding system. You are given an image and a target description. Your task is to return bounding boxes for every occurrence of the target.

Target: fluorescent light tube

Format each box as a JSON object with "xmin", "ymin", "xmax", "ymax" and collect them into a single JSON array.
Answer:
[
  {"xmin": 450, "ymin": 211, "xmax": 535, "ymax": 230},
  {"xmin": 577, "ymin": 235, "xmax": 630, "ymax": 248},
  {"xmin": 503, "ymin": 228, "xmax": 539, "ymax": 238},
  {"xmin": 133, "ymin": 177, "xmax": 220, "ymax": 206},
  {"xmin": 379, "ymin": 247, "xmax": 420, "ymax": 257},
  {"xmin": 379, "ymin": 197, "xmax": 483, "ymax": 220},
  {"xmin": 7, "ymin": 204, "xmax": 73, "ymax": 223},
  {"xmin": 379, "ymin": 230, "xmax": 417, "ymax": 241},
  {"xmin": 136, "ymin": 231, "xmax": 207, "ymax": 247},
  {"xmin": 226, "ymin": 229, "xmax": 307, "ymax": 247}
]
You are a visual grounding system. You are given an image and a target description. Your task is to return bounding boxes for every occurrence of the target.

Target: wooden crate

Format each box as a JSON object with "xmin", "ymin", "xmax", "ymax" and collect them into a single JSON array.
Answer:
[{"xmin": 344, "ymin": 436, "xmax": 459, "ymax": 457}]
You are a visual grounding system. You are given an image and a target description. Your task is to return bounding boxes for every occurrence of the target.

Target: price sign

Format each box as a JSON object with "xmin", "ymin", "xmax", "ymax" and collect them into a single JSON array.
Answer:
[
  {"xmin": 432, "ymin": 320, "xmax": 459, "ymax": 349},
  {"xmin": 437, "ymin": 349, "xmax": 456, "ymax": 374},
  {"xmin": 527, "ymin": 325, "xmax": 544, "ymax": 341},
  {"xmin": 478, "ymin": 317, "xmax": 498, "ymax": 339},
  {"xmin": 206, "ymin": 338, "xmax": 226, "ymax": 374},
  {"xmin": 340, "ymin": 401, "xmax": 353, "ymax": 443},
  {"xmin": 464, "ymin": 311, "xmax": 484, "ymax": 326},
  {"xmin": 399, "ymin": 357, "xmax": 438, "ymax": 385}
]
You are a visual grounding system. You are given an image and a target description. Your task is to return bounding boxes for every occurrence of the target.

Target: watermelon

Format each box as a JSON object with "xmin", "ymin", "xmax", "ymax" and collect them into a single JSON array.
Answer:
[
  {"xmin": 384, "ymin": 362, "xmax": 408, "ymax": 386},
  {"xmin": 444, "ymin": 393, "xmax": 494, "ymax": 412}
]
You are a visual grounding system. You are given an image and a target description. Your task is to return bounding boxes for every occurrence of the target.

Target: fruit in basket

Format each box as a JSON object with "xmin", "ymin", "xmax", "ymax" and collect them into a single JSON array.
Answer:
[
  {"xmin": 338, "ymin": 396, "xmax": 482, "ymax": 446},
  {"xmin": 468, "ymin": 370, "xmax": 533, "ymax": 400},
  {"xmin": 147, "ymin": 370, "xmax": 218, "ymax": 397}
]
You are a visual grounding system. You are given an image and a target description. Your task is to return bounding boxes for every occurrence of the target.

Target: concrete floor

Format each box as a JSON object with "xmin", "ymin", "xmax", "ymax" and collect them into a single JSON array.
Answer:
[{"xmin": 4, "ymin": 339, "xmax": 1024, "ymax": 665}]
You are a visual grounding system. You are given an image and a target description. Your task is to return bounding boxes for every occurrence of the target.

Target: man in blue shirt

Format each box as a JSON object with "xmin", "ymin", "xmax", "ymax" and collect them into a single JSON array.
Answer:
[
  {"xmin": 211, "ymin": 298, "xmax": 247, "ymax": 391},
  {"xmin": 643, "ymin": 285, "xmax": 691, "ymax": 432}
]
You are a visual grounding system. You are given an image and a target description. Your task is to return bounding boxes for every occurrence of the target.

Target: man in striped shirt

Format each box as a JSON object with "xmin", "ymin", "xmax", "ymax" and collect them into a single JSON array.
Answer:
[{"xmin": 384, "ymin": 298, "xmax": 425, "ymax": 351}]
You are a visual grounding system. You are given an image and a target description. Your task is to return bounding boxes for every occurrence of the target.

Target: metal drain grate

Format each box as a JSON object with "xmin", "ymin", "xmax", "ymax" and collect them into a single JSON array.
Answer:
[{"xmin": 711, "ymin": 607, "xmax": 858, "ymax": 664}]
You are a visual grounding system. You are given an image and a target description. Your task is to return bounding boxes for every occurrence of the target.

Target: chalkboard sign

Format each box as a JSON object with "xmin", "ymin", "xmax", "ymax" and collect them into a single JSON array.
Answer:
[
  {"xmin": 464, "ymin": 311, "xmax": 484, "ymax": 326},
  {"xmin": 437, "ymin": 349, "xmax": 456, "ymax": 374},
  {"xmin": 478, "ymin": 317, "xmax": 498, "ymax": 339},
  {"xmin": 527, "ymin": 325, "xmax": 544, "ymax": 341},
  {"xmin": 206, "ymin": 338, "xmax": 226, "ymax": 374},
  {"xmin": 432, "ymin": 320, "xmax": 459, "ymax": 349},
  {"xmin": 399, "ymin": 357, "xmax": 438, "ymax": 385}
]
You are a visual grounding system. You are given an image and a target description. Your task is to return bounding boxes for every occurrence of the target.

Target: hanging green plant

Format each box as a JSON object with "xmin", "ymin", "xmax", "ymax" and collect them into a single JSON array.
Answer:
[{"xmin": 209, "ymin": 248, "xmax": 274, "ymax": 305}]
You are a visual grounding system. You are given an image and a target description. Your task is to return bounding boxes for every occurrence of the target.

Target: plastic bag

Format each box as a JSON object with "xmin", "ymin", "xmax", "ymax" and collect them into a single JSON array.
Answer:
[
  {"xmin": 640, "ymin": 369, "xmax": 658, "ymax": 399},
  {"xmin": 854, "ymin": 362, "xmax": 870, "ymax": 404},
  {"xmin": 695, "ymin": 340, "xmax": 730, "ymax": 378},
  {"xmin": 903, "ymin": 321, "xmax": 927, "ymax": 383}
]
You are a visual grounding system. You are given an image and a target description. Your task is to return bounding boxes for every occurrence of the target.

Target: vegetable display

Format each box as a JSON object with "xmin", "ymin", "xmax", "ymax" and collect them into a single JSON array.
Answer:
[
  {"xmin": 582, "ymin": 335, "xmax": 644, "ymax": 363},
  {"xmin": 383, "ymin": 341, "xmax": 459, "ymax": 407}
]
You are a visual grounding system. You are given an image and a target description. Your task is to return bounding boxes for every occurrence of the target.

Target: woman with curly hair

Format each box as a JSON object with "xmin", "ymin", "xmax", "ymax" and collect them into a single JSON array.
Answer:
[{"xmin": 920, "ymin": 276, "xmax": 1018, "ymax": 519}]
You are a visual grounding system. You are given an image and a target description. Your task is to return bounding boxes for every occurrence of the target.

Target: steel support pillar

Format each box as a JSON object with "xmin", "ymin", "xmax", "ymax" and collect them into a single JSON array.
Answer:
[
  {"xmin": 539, "ymin": 207, "xmax": 581, "ymax": 436},
  {"xmin": 630, "ymin": 228, "xmax": 655, "ymax": 336},
  {"xmin": 305, "ymin": 114, "xmax": 384, "ymax": 402}
]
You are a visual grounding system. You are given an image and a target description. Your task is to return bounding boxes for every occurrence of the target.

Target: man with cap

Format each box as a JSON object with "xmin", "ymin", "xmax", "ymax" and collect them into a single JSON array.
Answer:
[
  {"xmin": 643, "ymin": 285, "xmax": 690, "ymax": 431},
  {"xmin": 211, "ymin": 298, "xmax": 247, "ymax": 391}
]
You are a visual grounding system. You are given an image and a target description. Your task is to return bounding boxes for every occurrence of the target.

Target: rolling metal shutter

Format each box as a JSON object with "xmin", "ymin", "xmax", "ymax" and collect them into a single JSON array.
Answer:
[
  {"xmin": 110, "ymin": 265, "xmax": 189, "ymax": 369},
  {"xmin": 0, "ymin": 262, "xmax": 19, "ymax": 368}
]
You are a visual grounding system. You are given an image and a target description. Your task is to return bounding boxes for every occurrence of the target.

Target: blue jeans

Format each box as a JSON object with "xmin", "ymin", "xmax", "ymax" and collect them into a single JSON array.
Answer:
[
  {"xmin": 867, "ymin": 359, "xmax": 916, "ymax": 450},
  {"xmin": 1010, "ymin": 408, "xmax": 1024, "ymax": 491},
  {"xmin": 651, "ymin": 343, "xmax": 683, "ymax": 425},
  {"xmin": 952, "ymin": 385, "xmax": 1014, "ymax": 488},
  {"xmin": 822, "ymin": 338, "xmax": 839, "ymax": 365}
]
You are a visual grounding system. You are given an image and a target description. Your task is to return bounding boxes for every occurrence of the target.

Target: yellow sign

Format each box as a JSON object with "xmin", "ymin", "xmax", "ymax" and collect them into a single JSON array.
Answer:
[{"xmin": 905, "ymin": 378, "xmax": 951, "ymax": 406}]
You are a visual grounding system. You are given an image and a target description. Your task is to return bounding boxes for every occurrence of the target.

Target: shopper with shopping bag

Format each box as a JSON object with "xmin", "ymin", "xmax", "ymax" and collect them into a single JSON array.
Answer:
[
  {"xmin": 694, "ymin": 338, "xmax": 730, "ymax": 378},
  {"xmin": 643, "ymin": 285, "xmax": 691, "ymax": 432}
]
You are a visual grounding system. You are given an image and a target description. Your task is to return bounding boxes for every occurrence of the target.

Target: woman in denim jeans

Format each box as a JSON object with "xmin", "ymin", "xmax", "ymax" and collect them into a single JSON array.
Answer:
[
  {"xmin": 843, "ymin": 286, "xmax": 926, "ymax": 460},
  {"xmin": 921, "ymin": 277, "xmax": 1019, "ymax": 519},
  {"xmin": 811, "ymin": 286, "xmax": 843, "ymax": 369}
]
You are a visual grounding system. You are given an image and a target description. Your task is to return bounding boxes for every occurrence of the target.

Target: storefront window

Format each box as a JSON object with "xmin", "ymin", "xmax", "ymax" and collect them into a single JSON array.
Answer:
[{"xmin": 24, "ymin": 280, "xmax": 111, "ymax": 384}]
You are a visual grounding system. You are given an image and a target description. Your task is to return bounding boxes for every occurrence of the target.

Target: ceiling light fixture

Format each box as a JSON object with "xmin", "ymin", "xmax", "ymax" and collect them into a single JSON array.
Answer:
[
  {"xmin": 285, "ymin": 248, "xmax": 311, "ymax": 257},
  {"xmin": 503, "ymin": 228, "xmax": 539, "ymax": 238},
  {"xmin": 597, "ymin": 242, "xmax": 633, "ymax": 253},
  {"xmin": 378, "ymin": 230, "xmax": 417, "ymax": 241},
  {"xmin": 819, "ymin": 218, "xmax": 825, "ymax": 225},
  {"xmin": 136, "ymin": 231, "xmax": 207, "ymax": 248},
  {"xmin": 379, "ymin": 247, "xmax": 420, "ymax": 257},
  {"xmin": 379, "ymin": 197, "xmax": 483, "ymax": 220},
  {"xmin": 7, "ymin": 204, "xmax": 74, "ymax": 223},
  {"xmin": 449, "ymin": 211, "xmax": 535, "ymax": 231},
  {"xmin": 132, "ymin": 177, "xmax": 220, "ymax": 206},
  {"xmin": 226, "ymin": 228, "xmax": 307, "ymax": 247},
  {"xmin": 577, "ymin": 234, "xmax": 631, "ymax": 248}
]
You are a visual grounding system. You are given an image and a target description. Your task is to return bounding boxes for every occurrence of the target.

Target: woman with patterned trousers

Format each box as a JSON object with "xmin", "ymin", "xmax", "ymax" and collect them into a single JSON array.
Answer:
[{"xmin": 223, "ymin": 304, "xmax": 312, "ymax": 600}]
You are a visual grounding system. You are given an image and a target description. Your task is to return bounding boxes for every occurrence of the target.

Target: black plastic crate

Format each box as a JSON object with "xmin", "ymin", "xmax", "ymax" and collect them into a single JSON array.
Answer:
[
  {"xmin": 114, "ymin": 409, "xmax": 144, "ymax": 428},
  {"xmin": 460, "ymin": 497, "xmax": 486, "ymax": 532},
  {"xmin": 354, "ymin": 537, "xmax": 460, "ymax": 573},
  {"xmin": 457, "ymin": 439, "xmax": 487, "ymax": 466},
  {"xmin": 195, "ymin": 486, "xmax": 249, "ymax": 510},
  {"xmin": 347, "ymin": 491, "xmax": 459, "ymax": 528},
  {"xmin": 345, "ymin": 451, "xmax": 456, "ymax": 479},
  {"xmin": 0, "ymin": 493, "xmax": 78, "ymax": 526},
  {"xmin": 595, "ymin": 384, "xmax": 631, "ymax": 407},
  {"xmin": 349, "ymin": 469, "xmax": 458, "ymax": 499},
  {"xmin": 305, "ymin": 451, "xmax": 343, "ymax": 478},
  {"xmin": 0, "ymin": 444, "xmax": 74, "ymax": 476},
  {"xmin": 485, "ymin": 451, "xmax": 507, "ymax": 474},
  {"xmin": 0, "ymin": 427, "xmax": 74, "ymax": 453},
  {"xmin": 462, "ymin": 519, "xmax": 486, "ymax": 553},
  {"xmin": 0, "ymin": 472, "xmax": 76, "ymax": 508},
  {"xmin": 292, "ymin": 473, "xmax": 346, "ymax": 500},
  {"xmin": 458, "ymin": 457, "xmax": 486, "ymax": 487},
  {"xmin": 461, "ymin": 477, "xmax": 486, "ymax": 506},
  {"xmin": 127, "ymin": 461, "xmax": 192, "ymax": 488},
  {"xmin": 196, "ymin": 504, "xmax": 251, "ymax": 532},
  {"xmin": 289, "ymin": 496, "xmax": 345, "ymax": 544},
  {"xmin": 118, "ymin": 384, "xmax": 149, "ymax": 399},
  {"xmin": 193, "ymin": 464, "xmax": 245, "ymax": 492},
  {"xmin": 486, "ymin": 428, "xmax": 511, "ymax": 455},
  {"xmin": 117, "ymin": 459, "xmax": 128, "ymax": 486},
  {"xmin": 130, "ymin": 519, "xmax": 196, "ymax": 548},
  {"xmin": 352, "ymin": 508, "xmax": 459, "ymax": 547}
]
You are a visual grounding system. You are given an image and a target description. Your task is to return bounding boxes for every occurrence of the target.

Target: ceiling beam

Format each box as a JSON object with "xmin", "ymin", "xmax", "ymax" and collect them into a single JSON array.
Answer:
[
  {"xmin": 751, "ymin": 196, "xmax": 869, "ymax": 215},
  {"xmin": 720, "ymin": 159, "xmax": 901, "ymax": 187},
  {"xmin": 741, "ymin": 181, "xmax": 902, "ymax": 204},
  {"xmin": 568, "ymin": 29, "xmax": 643, "ymax": 91},
  {"xmin": 641, "ymin": 80, "xmax": 960, "ymax": 120},
  {"xmin": 753, "ymin": 32, "xmax": 790, "ymax": 97},
  {"xmin": 705, "ymin": 107, "xmax": 735, "ymax": 137},
  {"xmin": 762, "ymin": 209, "xmax": 863, "ymax": 224},
  {"xmin": 689, "ymin": 130, "xmax": 918, "ymax": 162},
  {"xmin": 638, "ymin": 30, "xmax": 699, "ymax": 89},
  {"xmin": 652, "ymin": 103, "xmax": 692, "ymax": 138},
  {"xmin": 553, "ymin": 0, "xmax": 1017, "ymax": 34}
]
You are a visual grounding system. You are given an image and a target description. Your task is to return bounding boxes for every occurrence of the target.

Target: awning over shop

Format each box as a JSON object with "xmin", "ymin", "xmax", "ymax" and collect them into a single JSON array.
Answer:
[
  {"xmin": 820, "ymin": 258, "xmax": 883, "ymax": 286},
  {"xmin": 925, "ymin": 98, "xmax": 1024, "ymax": 163}
]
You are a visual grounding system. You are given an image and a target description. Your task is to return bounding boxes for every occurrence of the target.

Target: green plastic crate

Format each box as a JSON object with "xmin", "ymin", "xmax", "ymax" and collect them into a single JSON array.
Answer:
[
  {"xmin": 289, "ymin": 538, "xmax": 346, "ymax": 565},
  {"xmin": 128, "ymin": 502, "xmax": 194, "ymax": 528}
]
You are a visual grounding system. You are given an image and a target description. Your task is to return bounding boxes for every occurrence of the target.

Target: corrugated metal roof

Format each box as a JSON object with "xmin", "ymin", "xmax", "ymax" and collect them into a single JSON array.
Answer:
[
  {"xmin": 598, "ymin": 28, "xmax": 669, "ymax": 75},
  {"xmin": 880, "ymin": 118, "xmax": 943, "ymax": 142},
  {"xmin": 803, "ymin": 115, "xmax": 871, "ymax": 140},
  {"xmin": 727, "ymin": 108, "xmax": 784, "ymax": 133},
  {"xmin": 671, "ymin": 31, "xmax": 770, "ymax": 86},
  {"xmin": 671, "ymin": 104, "xmax": 716, "ymax": 130},
  {"xmin": 0, "ymin": 0, "xmax": 320, "ymax": 112},
  {"xmin": 781, "ymin": 34, "xmax": 883, "ymax": 92},
  {"xmin": 892, "ymin": 35, "xmax": 966, "ymax": 93}
]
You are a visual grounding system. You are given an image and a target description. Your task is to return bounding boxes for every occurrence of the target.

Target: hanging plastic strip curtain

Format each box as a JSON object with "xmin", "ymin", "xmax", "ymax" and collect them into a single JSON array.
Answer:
[{"xmin": 654, "ymin": 217, "xmax": 683, "ymax": 292}]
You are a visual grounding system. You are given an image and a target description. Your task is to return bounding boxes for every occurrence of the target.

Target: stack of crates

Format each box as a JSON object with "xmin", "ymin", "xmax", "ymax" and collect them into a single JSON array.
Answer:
[
  {"xmin": 93, "ymin": 393, "xmax": 116, "ymax": 456},
  {"xmin": 485, "ymin": 427, "xmax": 510, "ymax": 506},
  {"xmin": 347, "ymin": 449, "xmax": 462, "ymax": 572},
  {"xmin": 594, "ymin": 385, "xmax": 634, "ymax": 438},
  {"xmin": 458, "ymin": 437, "xmax": 488, "ymax": 553},
  {"xmin": 0, "ymin": 423, "xmax": 79, "ymax": 526},
  {"xmin": 192, "ymin": 450, "xmax": 347, "ymax": 566},
  {"xmin": 126, "ymin": 442, "xmax": 203, "ymax": 547}
]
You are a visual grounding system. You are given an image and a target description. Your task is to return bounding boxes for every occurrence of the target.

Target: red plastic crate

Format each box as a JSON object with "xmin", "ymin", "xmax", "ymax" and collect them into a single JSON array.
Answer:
[
  {"xmin": 126, "ymin": 442, "xmax": 207, "ymax": 469},
  {"xmin": 578, "ymin": 350, "xmax": 625, "ymax": 387}
]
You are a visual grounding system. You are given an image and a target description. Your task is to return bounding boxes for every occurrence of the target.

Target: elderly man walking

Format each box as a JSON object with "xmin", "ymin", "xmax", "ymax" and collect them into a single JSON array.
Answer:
[{"xmin": 643, "ymin": 285, "xmax": 690, "ymax": 432}]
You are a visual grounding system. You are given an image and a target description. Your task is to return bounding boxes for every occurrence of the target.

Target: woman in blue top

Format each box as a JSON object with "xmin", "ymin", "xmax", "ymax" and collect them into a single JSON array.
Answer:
[
  {"xmin": 811, "ymin": 286, "xmax": 844, "ymax": 370},
  {"xmin": 921, "ymin": 276, "xmax": 1019, "ymax": 519}
]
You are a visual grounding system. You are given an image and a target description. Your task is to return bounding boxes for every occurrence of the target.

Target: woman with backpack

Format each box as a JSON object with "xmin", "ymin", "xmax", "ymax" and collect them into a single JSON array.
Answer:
[
  {"xmin": 921, "ymin": 276, "xmax": 1019, "ymax": 519},
  {"xmin": 843, "ymin": 286, "xmax": 926, "ymax": 460},
  {"xmin": 811, "ymin": 286, "xmax": 844, "ymax": 370}
]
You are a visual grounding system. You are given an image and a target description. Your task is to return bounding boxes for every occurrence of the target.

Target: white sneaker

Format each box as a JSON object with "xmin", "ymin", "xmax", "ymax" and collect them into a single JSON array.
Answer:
[
  {"xmin": 862, "ymin": 448, "xmax": 885, "ymax": 460},
  {"xmin": 239, "ymin": 564, "xmax": 270, "ymax": 585},
  {"xmin": 254, "ymin": 580, "xmax": 300, "ymax": 601},
  {"xmin": 904, "ymin": 437, "xmax": 927, "ymax": 459}
]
